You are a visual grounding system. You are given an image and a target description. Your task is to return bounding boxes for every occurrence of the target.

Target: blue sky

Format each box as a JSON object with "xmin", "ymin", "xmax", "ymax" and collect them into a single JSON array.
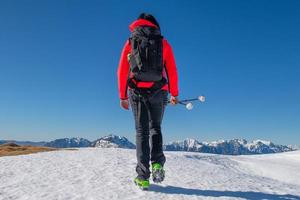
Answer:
[{"xmin": 0, "ymin": 0, "xmax": 299, "ymax": 145}]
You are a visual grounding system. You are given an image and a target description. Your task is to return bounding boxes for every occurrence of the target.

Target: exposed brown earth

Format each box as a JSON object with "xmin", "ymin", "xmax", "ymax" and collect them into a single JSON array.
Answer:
[{"xmin": 0, "ymin": 143, "xmax": 60, "ymax": 157}]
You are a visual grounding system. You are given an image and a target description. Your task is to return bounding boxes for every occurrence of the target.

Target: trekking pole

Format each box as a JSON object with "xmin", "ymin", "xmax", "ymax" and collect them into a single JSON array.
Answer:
[
  {"xmin": 168, "ymin": 95, "xmax": 205, "ymax": 110},
  {"xmin": 179, "ymin": 95, "xmax": 206, "ymax": 103}
]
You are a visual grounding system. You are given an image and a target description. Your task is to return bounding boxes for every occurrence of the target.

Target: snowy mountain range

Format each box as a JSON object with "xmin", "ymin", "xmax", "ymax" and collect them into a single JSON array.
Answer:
[
  {"xmin": 42, "ymin": 135, "xmax": 135, "ymax": 149},
  {"xmin": 44, "ymin": 137, "xmax": 91, "ymax": 148},
  {"xmin": 1, "ymin": 135, "xmax": 296, "ymax": 155},
  {"xmin": 163, "ymin": 138, "xmax": 294, "ymax": 155}
]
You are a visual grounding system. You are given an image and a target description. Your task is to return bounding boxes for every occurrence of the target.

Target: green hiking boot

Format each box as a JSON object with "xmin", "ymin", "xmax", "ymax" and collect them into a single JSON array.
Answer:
[
  {"xmin": 152, "ymin": 163, "xmax": 165, "ymax": 183},
  {"xmin": 134, "ymin": 177, "xmax": 150, "ymax": 190}
]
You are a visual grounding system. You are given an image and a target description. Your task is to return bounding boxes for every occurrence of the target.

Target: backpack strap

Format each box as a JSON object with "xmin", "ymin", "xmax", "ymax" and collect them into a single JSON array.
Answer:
[{"xmin": 128, "ymin": 37, "xmax": 131, "ymax": 45}]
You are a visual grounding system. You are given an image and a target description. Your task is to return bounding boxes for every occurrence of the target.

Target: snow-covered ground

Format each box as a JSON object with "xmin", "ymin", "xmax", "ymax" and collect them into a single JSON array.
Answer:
[{"xmin": 0, "ymin": 148, "xmax": 299, "ymax": 200}]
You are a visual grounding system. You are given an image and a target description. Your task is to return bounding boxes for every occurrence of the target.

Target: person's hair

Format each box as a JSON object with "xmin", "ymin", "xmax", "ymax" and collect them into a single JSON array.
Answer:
[{"xmin": 138, "ymin": 13, "xmax": 160, "ymax": 29}]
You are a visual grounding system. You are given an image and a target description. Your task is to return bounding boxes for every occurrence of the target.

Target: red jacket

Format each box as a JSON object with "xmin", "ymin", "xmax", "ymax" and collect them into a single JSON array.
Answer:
[{"xmin": 117, "ymin": 19, "xmax": 179, "ymax": 100}]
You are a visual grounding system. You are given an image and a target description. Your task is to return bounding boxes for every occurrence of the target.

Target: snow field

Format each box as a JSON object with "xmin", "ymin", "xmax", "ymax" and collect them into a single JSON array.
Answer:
[{"xmin": 0, "ymin": 148, "xmax": 299, "ymax": 200}]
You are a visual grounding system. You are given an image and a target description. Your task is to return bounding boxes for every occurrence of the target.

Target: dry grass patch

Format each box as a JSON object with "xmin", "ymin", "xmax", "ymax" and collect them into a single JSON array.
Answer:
[{"xmin": 0, "ymin": 143, "xmax": 62, "ymax": 157}]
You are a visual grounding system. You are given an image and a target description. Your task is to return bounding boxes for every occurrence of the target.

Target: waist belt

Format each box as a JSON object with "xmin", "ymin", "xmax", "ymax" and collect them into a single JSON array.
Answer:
[{"xmin": 127, "ymin": 77, "xmax": 167, "ymax": 96}]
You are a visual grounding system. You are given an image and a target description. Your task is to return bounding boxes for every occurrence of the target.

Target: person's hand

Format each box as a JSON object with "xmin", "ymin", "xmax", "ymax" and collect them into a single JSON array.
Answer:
[
  {"xmin": 169, "ymin": 96, "xmax": 178, "ymax": 105},
  {"xmin": 120, "ymin": 99, "xmax": 129, "ymax": 110}
]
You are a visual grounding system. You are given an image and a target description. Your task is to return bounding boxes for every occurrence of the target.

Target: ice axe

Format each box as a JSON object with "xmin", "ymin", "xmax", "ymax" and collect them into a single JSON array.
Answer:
[{"xmin": 169, "ymin": 95, "xmax": 206, "ymax": 110}]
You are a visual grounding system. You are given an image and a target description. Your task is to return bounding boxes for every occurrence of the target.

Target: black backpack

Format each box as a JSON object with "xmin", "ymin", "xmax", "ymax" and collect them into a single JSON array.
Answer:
[{"xmin": 128, "ymin": 26, "xmax": 163, "ymax": 82}]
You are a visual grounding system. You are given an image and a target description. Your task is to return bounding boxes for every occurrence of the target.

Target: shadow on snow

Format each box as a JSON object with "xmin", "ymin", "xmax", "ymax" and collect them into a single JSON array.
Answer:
[{"xmin": 150, "ymin": 185, "xmax": 300, "ymax": 200}]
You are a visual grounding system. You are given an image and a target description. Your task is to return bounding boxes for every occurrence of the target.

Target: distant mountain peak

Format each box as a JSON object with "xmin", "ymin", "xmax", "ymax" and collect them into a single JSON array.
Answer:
[
  {"xmin": 251, "ymin": 139, "xmax": 270, "ymax": 144},
  {"xmin": 91, "ymin": 134, "xmax": 135, "ymax": 149}
]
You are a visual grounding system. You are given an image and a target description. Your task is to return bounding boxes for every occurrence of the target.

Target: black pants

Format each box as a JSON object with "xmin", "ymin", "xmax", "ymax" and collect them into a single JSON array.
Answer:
[{"xmin": 128, "ymin": 89, "xmax": 168, "ymax": 179}]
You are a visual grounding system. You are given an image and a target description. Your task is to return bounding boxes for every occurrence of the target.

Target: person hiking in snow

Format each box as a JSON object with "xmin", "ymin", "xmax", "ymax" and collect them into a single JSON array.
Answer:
[{"xmin": 117, "ymin": 13, "xmax": 179, "ymax": 190}]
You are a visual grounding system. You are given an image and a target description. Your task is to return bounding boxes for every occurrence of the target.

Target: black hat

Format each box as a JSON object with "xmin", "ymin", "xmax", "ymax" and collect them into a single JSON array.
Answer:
[{"xmin": 138, "ymin": 13, "xmax": 160, "ymax": 29}]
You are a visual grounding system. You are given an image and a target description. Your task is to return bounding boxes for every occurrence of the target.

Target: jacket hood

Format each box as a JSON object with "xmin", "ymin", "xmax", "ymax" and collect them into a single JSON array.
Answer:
[{"xmin": 129, "ymin": 19, "xmax": 158, "ymax": 32}]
